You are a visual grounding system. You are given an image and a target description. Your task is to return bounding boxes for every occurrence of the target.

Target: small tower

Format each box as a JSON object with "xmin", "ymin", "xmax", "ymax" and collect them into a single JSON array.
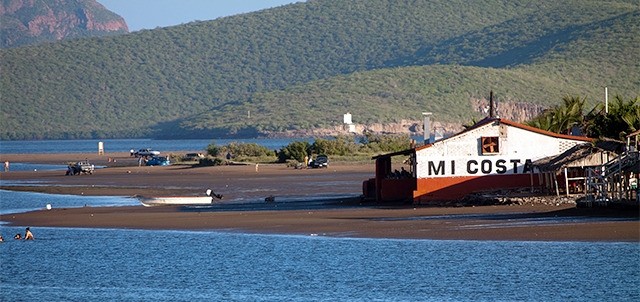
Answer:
[
  {"xmin": 344, "ymin": 112, "xmax": 355, "ymax": 133},
  {"xmin": 422, "ymin": 112, "xmax": 432, "ymax": 144}
]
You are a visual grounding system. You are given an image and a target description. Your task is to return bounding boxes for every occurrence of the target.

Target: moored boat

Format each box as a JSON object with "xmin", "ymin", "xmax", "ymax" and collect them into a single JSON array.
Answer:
[{"xmin": 137, "ymin": 189, "xmax": 223, "ymax": 207}]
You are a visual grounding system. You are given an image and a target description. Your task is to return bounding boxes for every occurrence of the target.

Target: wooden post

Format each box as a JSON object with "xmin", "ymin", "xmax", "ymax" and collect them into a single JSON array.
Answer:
[
  {"xmin": 538, "ymin": 171, "xmax": 543, "ymax": 192},
  {"xmin": 529, "ymin": 170, "xmax": 534, "ymax": 193},
  {"xmin": 564, "ymin": 167, "xmax": 569, "ymax": 196}
]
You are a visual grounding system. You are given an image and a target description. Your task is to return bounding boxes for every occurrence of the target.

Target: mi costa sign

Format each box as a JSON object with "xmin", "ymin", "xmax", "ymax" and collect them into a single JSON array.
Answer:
[{"xmin": 421, "ymin": 158, "xmax": 535, "ymax": 177}]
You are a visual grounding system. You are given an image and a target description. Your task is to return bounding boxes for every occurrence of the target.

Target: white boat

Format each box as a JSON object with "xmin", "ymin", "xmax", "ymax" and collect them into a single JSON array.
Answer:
[{"xmin": 137, "ymin": 189, "xmax": 223, "ymax": 207}]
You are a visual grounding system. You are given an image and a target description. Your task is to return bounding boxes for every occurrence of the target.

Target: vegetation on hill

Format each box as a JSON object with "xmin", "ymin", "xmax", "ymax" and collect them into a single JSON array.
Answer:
[{"xmin": 0, "ymin": 0, "xmax": 638, "ymax": 140}]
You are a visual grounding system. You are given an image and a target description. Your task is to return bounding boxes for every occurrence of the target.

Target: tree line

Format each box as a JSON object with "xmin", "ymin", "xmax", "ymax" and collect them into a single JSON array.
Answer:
[
  {"xmin": 203, "ymin": 133, "xmax": 411, "ymax": 165},
  {"xmin": 526, "ymin": 95, "xmax": 639, "ymax": 140}
]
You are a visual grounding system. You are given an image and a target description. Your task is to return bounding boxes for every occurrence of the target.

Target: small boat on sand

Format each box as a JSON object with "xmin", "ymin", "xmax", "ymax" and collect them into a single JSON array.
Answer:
[{"xmin": 137, "ymin": 189, "xmax": 223, "ymax": 207}]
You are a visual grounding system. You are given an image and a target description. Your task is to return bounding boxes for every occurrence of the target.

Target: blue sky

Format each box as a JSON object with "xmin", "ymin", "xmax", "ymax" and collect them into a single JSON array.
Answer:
[{"xmin": 98, "ymin": 0, "xmax": 303, "ymax": 32}]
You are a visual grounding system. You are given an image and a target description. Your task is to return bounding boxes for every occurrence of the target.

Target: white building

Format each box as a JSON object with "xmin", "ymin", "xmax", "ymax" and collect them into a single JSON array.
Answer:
[{"xmin": 363, "ymin": 118, "xmax": 592, "ymax": 202}]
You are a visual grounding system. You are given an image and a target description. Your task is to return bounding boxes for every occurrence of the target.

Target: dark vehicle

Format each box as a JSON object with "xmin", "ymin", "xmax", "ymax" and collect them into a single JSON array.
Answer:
[
  {"xmin": 309, "ymin": 155, "xmax": 329, "ymax": 168},
  {"xmin": 146, "ymin": 156, "xmax": 170, "ymax": 166}
]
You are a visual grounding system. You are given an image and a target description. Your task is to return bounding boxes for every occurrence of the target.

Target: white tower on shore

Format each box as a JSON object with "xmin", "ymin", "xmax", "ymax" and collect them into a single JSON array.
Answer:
[{"xmin": 344, "ymin": 113, "xmax": 355, "ymax": 133}]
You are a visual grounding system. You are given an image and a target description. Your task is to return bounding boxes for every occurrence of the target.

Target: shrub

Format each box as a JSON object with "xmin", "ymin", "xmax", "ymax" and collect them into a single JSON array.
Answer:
[
  {"xmin": 358, "ymin": 132, "xmax": 412, "ymax": 153},
  {"xmin": 198, "ymin": 157, "xmax": 224, "ymax": 166},
  {"xmin": 206, "ymin": 141, "xmax": 221, "ymax": 157},
  {"xmin": 278, "ymin": 141, "xmax": 311, "ymax": 162},
  {"xmin": 311, "ymin": 136, "xmax": 358, "ymax": 156}
]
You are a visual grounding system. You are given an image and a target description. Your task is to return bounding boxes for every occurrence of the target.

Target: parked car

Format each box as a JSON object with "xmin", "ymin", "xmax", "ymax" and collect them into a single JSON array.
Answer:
[
  {"xmin": 183, "ymin": 153, "xmax": 205, "ymax": 161},
  {"xmin": 134, "ymin": 148, "xmax": 160, "ymax": 157},
  {"xmin": 146, "ymin": 156, "xmax": 170, "ymax": 166},
  {"xmin": 309, "ymin": 155, "xmax": 329, "ymax": 168}
]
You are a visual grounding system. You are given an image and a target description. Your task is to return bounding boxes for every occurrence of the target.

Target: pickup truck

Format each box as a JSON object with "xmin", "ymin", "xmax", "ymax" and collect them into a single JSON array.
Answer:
[
  {"xmin": 67, "ymin": 161, "xmax": 94, "ymax": 175},
  {"xmin": 134, "ymin": 148, "xmax": 160, "ymax": 157}
]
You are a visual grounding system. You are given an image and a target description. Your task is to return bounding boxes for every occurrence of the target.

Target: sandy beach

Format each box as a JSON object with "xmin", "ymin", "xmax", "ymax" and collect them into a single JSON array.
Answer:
[{"xmin": 1, "ymin": 152, "xmax": 638, "ymax": 241}]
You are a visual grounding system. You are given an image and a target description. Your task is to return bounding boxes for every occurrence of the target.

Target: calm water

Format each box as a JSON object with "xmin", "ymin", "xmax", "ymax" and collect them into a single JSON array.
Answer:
[
  {"xmin": 0, "ymin": 190, "xmax": 139, "ymax": 215},
  {"xmin": 0, "ymin": 138, "xmax": 308, "ymax": 154},
  {"xmin": 0, "ymin": 227, "xmax": 638, "ymax": 301},
  {"xmin": 1, "ymin": 190, "xmax": 639, "ymax": 301}
]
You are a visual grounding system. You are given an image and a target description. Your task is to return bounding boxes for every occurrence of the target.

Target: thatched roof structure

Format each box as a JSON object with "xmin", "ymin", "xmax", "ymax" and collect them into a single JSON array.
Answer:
[{"xmin": 533, "ymin": 140, "xmax": 624, "ymax": 172}]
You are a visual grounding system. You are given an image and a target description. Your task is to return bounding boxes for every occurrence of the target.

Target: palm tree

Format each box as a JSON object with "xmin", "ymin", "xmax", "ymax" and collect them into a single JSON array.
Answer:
[
  {"xmin": 527, "ymin": 110, "xmax": 555, "ymax": 131},
  {"xmin": 584, "ymin": 95, "xmax": 640, "ymax": 140},
  {"xmin": 527, "ymin": 95, "xmax": 640, "ymax": 140},
  {"xmin": 560, "ymin": 95, "xmax": 586, "ymax": 134},
  {"xmin": 613, "ymin": 96, "xmax": 640, "ymax": 134},
  {"xmin": 526, "ymin": 95, "xmax": 585, "ymax": 134}
]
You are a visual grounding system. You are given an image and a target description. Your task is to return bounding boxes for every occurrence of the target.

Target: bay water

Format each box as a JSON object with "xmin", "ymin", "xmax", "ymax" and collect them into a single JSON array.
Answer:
[
  {"xmin": 0, "ymin": 225, "xmax": 637, "ymax": 302},
  {"xmin": 0, "ymin": 190, "xmax": 639, "ymax": 301},
  {"xmin": 0, "ymin": 138, "xmax": 306, "ymax": 154}
]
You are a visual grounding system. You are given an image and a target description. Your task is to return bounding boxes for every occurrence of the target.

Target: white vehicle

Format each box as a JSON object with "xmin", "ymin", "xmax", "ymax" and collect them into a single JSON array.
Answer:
[
  {"xmin": 183, "ymin": 153, "xmax": 205, "ymax": 161},
  {"xmin": 134, "ymin": 148, "xmax": 160, "ymax": 157}
]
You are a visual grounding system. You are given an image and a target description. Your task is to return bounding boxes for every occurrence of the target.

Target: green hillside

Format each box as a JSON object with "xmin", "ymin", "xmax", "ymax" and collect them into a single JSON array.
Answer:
[
  {"xmin": 0, "ymin": 0, "xmax": 638, "ymax": 139},
  {"xmin": 170, "ymin": 65, "xmax": 592, "ymax": 138}
]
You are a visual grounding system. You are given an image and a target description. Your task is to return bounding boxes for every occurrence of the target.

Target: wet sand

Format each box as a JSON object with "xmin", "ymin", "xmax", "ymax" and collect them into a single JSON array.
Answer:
[{"xmin": 1, "ymin": 153, "xmax": 638, "ymax": 241}]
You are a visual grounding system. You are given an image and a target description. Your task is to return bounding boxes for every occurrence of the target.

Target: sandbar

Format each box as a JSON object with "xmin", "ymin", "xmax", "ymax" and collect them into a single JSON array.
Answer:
[{"xmin": 1, "ymin": 152, "xmax": 638, "ymax": 241}]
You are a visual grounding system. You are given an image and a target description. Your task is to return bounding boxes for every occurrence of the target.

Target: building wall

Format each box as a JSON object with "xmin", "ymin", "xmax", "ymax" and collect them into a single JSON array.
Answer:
[{"xmin": 413, "ymin": 120, "xmax": 589, "ymax": 201}]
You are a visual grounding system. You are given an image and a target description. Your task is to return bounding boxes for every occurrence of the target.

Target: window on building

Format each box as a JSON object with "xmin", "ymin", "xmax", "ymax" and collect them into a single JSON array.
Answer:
[{"xmin": 481, "ymin": 136, "xmax": 499, "ymax": 154}]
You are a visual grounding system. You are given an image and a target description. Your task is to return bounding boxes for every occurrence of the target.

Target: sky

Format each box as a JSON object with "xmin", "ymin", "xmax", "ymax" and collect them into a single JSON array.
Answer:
[{"xmin": 98, "ymin": 0, "xmax": 303, "ymax": 32}]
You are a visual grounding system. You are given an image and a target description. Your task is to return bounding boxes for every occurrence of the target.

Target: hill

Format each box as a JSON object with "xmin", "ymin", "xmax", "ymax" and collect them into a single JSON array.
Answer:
[
  {"xmin": 0, "ymin": 0, "xmax": 128, "ymax": 48},
  {"xmin": 0, "ymin": 0, "xmax": 638, "ymax": 139}
]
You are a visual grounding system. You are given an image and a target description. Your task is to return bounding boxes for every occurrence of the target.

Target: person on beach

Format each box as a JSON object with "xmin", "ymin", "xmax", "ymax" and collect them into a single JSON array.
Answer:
[
  {"xmin": 24, "ymin": 227, "xmax": 34, "ymax": 240},
  {"xmin": 4, "ymin": 161, "xmax": 8, "ymax": 172},
  {"xmin": 14, "ymin": 233, "xmax": 21, "ymax": 240},
  {"xmin": 0, "ymin": 235, "xmax": 4, "ymax": 242}
]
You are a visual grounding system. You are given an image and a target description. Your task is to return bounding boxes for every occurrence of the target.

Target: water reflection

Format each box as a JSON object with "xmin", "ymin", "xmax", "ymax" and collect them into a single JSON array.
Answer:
[{"xmin": 0, "ymin": 189, "xmax": 138, "ymax": 215}]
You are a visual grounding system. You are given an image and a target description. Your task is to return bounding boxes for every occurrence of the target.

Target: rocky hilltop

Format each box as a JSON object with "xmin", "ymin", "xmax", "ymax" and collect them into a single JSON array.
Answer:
[{"xmin": 1, "ymin": 0, "xmax": 128, "ymax": 48}]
